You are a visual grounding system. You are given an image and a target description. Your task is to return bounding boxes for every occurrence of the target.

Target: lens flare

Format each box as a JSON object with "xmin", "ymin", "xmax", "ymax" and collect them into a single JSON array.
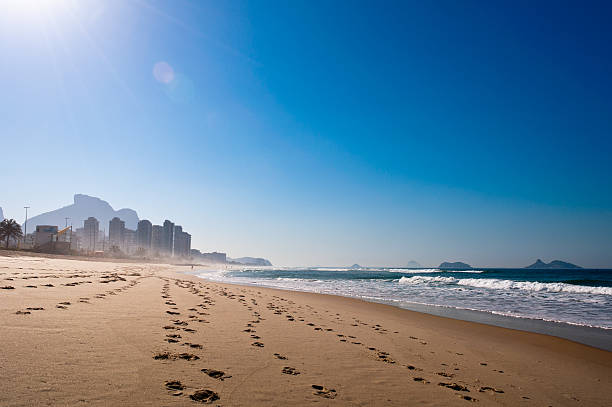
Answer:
[{"xmin": 153, "ymin": 61, "xmax": 174, "ymax": 84}]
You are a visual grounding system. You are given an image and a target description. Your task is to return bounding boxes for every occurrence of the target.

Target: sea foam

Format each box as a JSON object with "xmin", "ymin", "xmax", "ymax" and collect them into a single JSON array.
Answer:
[{"xmin": 398, "ymin": 276, "xmax": 612, "ymax": 295}]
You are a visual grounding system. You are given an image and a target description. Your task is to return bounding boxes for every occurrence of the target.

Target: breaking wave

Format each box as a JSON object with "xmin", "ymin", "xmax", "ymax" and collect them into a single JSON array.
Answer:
[{"xmin": 398, "ymin": 276, "xmax": 612, "ymax": 295}]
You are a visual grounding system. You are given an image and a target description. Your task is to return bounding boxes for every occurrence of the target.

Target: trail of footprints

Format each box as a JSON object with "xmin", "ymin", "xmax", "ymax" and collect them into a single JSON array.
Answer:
[
  {"xmin": 154, "ymin": 278, "xmax": 342, "ymax": 402},
  {"xmin": 4, "ymin": 266, "xmax": 147, "ymax": 315},
  {"xmin": 156, "ymin": 278, "xmax": 220, "ymax": 402}
]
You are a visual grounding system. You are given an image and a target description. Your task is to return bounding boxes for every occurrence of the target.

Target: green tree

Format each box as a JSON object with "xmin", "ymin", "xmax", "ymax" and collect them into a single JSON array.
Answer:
[{"xmin": 0, "ymin": 219, "xmax": 23, "ymax": 249}]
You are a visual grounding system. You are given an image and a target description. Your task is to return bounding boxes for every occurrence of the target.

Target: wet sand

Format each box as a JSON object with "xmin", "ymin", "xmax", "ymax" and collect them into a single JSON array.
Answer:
[{"xmin": 1, "ymin": 254, "xmax": 611, "ymax": 406}]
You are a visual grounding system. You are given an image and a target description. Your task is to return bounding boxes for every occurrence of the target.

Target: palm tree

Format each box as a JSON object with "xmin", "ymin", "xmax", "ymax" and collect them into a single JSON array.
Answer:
[{"xmin": 0, "ymin": 219, "xmax": 23, "ymax": 249}]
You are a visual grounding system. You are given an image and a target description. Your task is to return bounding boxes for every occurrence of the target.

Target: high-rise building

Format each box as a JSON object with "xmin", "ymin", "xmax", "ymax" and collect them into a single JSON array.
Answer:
[
  {"xmin": 173, "ymin": 225, "xmax": 191, "ymax": 257},
  {"xmin": 151, "ymin": 225, "xmax": 163, "ymax": 255},
  {"xmin": 136, "ymin": 219, "xmax": 152, "ymax": 250},
  {"xmin": 124, "ymin": 229, "xmax": 136, "ymax": 254},
  {"xmin": 162, "ymin": 220, "xmax": 174, "ymax": 255},
  {"xmin": 83, "ymin": 217, "xmax": 99, "ymax": 251},
  {"xmin": 108, "ymin": 217, "xmax": 125, "ymax": 250}
]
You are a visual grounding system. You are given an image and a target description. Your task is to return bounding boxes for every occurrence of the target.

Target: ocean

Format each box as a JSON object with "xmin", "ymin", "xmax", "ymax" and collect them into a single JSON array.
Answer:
[{"xmin": 195, "ymin": 266, "xmax": 612, "ymax": 350}]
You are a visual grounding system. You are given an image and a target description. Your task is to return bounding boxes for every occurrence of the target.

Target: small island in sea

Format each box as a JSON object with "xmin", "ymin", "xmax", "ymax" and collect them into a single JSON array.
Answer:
[
  {"xmin": 439, "ymin": 261, "xmax": 472, "ymax": 269},
  {"xmin": 525, "ymin": 259, "xmax": 582, "ymax": 269},
  {"xmin": 229, "ymin": 257, "xmax": 273, "ymax": 266}
]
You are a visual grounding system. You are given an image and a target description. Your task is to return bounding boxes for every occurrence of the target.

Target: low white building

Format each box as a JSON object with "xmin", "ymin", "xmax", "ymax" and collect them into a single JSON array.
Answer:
[{"xmin": 34, "ymin": 225, "xmax": 58, "ymax": 247}]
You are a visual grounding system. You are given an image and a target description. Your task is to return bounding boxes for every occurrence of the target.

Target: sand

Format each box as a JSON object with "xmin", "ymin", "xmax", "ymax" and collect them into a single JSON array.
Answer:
[{"xmin": 1, "ymin": 254, "xmax": 611, "ymax": 406}]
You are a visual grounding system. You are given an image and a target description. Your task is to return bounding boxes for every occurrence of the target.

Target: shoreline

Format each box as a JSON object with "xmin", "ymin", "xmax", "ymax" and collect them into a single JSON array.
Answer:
[
  {"xmin": 191, "ymin": 271, "xmax": 612, "ymax": 352},
  {"xmin": 2, "ymin": 255, "xmax": 611, "ymax": 406}
]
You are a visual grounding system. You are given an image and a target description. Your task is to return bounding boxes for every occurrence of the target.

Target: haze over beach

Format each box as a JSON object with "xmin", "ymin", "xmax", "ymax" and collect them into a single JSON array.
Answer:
[{"xmin": 1, "ymin": 1, "xmax": 612, "ymax": 406}]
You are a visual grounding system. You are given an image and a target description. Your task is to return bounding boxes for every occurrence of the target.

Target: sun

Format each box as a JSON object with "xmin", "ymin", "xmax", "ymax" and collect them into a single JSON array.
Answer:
[{"xmin": 3, "ymin": 0, "xmax": 72, "ymax": 20}]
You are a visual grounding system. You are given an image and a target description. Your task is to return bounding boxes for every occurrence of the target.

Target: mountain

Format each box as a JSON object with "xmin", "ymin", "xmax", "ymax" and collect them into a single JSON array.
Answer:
[
  {"xmin": 439, "ymin": 261, "xmax": 472, "ymax": 269},
  {"xmin": 229, "ymin": 257, "xmax": 272, "ymax": 266},
  {"xmin": 406, "ymin": 260, "xmax": 422, "ymax": 268},
  {"xmin": 24, "ymin": 194, "xmax": 139, "ymax": 231},
  {"xmin": 525, "ymin": 259, "xmax": 582, "ymax": 269}
]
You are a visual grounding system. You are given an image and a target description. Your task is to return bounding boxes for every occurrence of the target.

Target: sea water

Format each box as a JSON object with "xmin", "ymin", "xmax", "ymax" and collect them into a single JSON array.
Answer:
[{"xmin": 196, "ymin": 267, "xmax": 612, "ymax": 349}]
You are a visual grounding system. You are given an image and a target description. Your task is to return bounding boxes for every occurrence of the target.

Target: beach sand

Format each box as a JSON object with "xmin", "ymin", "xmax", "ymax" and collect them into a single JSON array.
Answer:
[{"xmin": 1, "ymin": 254, "xmax": 610, "ymax": 406}]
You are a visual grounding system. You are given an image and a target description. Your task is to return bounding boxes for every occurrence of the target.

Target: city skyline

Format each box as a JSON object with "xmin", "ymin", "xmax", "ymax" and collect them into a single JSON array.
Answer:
[
  {"xmin": 1, "ymin": 1, "xmax": 611, "ymax": 267},
  {"xmin": 3, "ymin": 194, "xmax": 193, "ymax": 257}
]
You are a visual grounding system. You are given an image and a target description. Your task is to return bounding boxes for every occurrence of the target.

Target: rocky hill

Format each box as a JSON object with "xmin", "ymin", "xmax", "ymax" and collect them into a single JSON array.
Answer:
[
  {"xmin": 229, "ymin": 257, "xmax": 273, "ymax": 266},
  {"xmin": 525, "ymin": 259, "xmax": 581, "ymax": 269},
  {"xmin": 439, "ymin": 261, "xmax": 472, "ymax": 269},
  {"xmin": 24, "ymin": 194, "xmax": 139, "ymax": 231}
]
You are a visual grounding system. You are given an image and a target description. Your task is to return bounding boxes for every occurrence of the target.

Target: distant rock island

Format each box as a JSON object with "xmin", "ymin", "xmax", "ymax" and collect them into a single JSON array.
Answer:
[
  {"xmin": 24, "ymin": 194, "xmax": 139, "ymax": 230},
  {"xmin": 525, "ymin": 259, "xmax": 582, "ymax": 269},
  {"xmin": 406, "ymin": 260, "xmax": 422, "ymax": 268},
  {"xmin": 349, "ymin": 264, "xmax": 362, "ymax": 269},
  {"xmin": 439, "ymin": 261, "xmax": 472, "ymax": 269},
  {"xmin": 229, "ymin": 257, "xmax": 272, "ymax": 266}
]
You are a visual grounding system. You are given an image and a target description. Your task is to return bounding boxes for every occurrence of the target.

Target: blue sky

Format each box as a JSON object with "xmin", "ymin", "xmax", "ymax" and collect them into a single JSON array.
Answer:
[{"xmin": 1, "ymin": 0, "xmax": 611, "ymax": 267}]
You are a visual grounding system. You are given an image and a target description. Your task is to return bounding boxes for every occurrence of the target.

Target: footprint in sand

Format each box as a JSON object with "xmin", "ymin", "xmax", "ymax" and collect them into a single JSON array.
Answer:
[
  {"xmin": 479, "ymin": 386, "xmax": 504, "ymax": 394},
  {"xmin": 189, "ymin": 389, "xmax": 219, "ymax": 403},
  {"xmin": 153, "ymin": 352, "xmax": 200, "ymax": 361},
  {"xmin": 182, "ymin": 343, "xmax": 203, "ymax": 349},
  {"xmin": 165, "ymin": 380, "xmax": 185, "ymax": 390},
  {"xmin": 438, "ymin": 382, "xmax": 469, "ymax": 392},
  {"xmin": 26, "ymin": 307, "xmax": 44, "ymax": 311},
  {"xmin": 413, "ymin": 377, "xmax": 430, "ymax": 384},
  {"xmin": 201, "ymin": 368, "xmax": 231, "ymax": 380},
  {"xmin": 274, "ymin": 353, "xmax": 287, "ymax": 360},
  {"xmin": 312, "ymin": 385, "xmax": 337, "ymax": 399},
  {"xmin": 252, "ymin": 342, "xmax": 264, "ymax": 347},
  {"xmin": 15, "ymin": 310, "xmax": 31, "ymax": 315},
  {"xmin": 282, "ymin": 367, "xmax": 300, "ymax": 375},
  {"xmin": 376, "ymin": 351, "xmax": 395, "ymax": 363}
]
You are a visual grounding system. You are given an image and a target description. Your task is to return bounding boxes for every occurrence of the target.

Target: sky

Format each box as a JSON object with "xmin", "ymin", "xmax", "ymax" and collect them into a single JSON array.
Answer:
[{"xmin": 1, "ymin": 0, "xmax": 611, "ymax": 267}]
